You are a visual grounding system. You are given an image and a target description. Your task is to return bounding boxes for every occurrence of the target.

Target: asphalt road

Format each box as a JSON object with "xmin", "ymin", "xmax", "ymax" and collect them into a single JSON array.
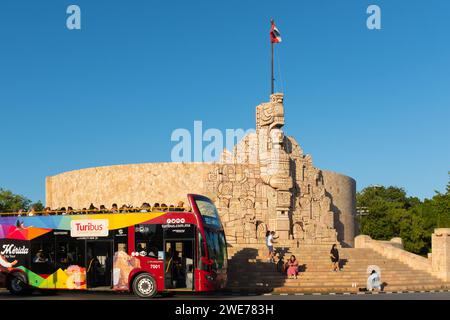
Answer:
[{"xmin": 1, "ymin": 289, "xmax": 450, "ymax": 300}]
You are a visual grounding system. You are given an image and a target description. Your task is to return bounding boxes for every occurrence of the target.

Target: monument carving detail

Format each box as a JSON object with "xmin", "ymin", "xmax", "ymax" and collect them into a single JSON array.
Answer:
[{"xmin": 205, "ymin": 93, "xmax": 338, "ymax": 244}]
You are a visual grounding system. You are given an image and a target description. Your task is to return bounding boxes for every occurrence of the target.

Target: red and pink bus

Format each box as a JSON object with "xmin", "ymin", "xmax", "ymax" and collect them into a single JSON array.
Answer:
[{"xmin": 0, "ymin": 194, "xmax": 227, "ymax": 298}]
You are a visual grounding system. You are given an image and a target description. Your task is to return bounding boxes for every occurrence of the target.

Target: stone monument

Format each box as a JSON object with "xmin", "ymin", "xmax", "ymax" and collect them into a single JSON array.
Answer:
[
  {"xmin": 46, "ymin": 93, "xmax": 357, "ymax": 246},
  {"xmin": 205, "ymin": 93, "xmax": 342, "ymax": 245}
]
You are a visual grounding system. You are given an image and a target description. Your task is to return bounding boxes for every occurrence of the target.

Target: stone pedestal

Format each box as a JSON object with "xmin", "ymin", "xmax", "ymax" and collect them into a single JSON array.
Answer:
[{"xmin": 431, "ymin": 228, "xmax": 450, "ymax": 281}]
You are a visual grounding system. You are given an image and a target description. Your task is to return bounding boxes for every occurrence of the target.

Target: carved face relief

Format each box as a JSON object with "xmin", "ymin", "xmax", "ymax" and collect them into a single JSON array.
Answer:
[
  {"xmin": 270, "ymin": 93, "xmax": 284, "ymax": 104},
  {"xmin": 257, "ymin": 95, "xmax": 285, "ymax": 130},
  {"xmin": 270, "ymin": 128, "xmax": 284, "ymax": 145}
]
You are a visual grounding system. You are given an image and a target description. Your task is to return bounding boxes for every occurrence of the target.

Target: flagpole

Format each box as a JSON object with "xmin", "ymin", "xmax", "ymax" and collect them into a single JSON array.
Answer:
[{"xmin": 271, "ymin": 41, "xmax": 274, "ymax": 95}]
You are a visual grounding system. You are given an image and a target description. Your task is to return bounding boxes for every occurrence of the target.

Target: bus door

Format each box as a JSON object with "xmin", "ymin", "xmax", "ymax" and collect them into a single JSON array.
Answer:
[
  {"xmin": 164, "ymin": 240, "xmax": 194, "ymax": 290},
  {"xmin": 86, "ymin": 240, "xmax": 113, "ymax": 288}
]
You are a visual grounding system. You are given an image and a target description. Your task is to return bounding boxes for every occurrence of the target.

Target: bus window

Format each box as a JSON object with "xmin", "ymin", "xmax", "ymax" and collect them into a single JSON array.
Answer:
[
  {"xmin": 204, "ymin": 230, "xmax": 227, "ymax": 270},
  {"xmin": 198, "ymin": 232, "xmax": 206, "ymax": 258},
  {"xmin": 218, "ymin": 232, "xmax": 228, "ymax": 269},
  {"xmin": 30, "ymin": 241, "xmax": 55, "ymax": 274},
  {"xmin": 56, "ymin": 241, "xmax": 85, "ymax": 269},
  {"xmin": 194, "ymin": 199, "xmax": 221, "ymax": 228},
  {"xmin": 135, "ymin": 224, "xmax": 163, "ymax": 258},
  {"xmin": 197, "ymin": 232, "xmax": 208, "ymax": 272}
]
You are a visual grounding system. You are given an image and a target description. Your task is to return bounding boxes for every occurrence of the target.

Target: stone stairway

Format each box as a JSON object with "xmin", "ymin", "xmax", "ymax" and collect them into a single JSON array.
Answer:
[{"xmin": 226, "ymin": 244, "xmax": 450, "ymax": 293}]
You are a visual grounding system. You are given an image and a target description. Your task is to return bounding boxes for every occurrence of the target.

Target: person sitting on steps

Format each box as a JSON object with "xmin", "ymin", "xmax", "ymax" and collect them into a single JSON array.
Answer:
[
  {"xmin": 367, "ymin": 269, "xmax": 382, "ymax": 291},
  {"xmin": 286, "ymin": 255, "xmax": 299, "ymax": 279}
]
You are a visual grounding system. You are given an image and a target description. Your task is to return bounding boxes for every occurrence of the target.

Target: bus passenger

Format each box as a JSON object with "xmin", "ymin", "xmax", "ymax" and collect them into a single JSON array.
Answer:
[
  {"xmin": 161, "ymin": 204, "xmax": 168, "ymax": 211},
  {"xmin": 140, "ymin": 203, "xmax": 150, "ymax": 213},
  {"xmin": 88, "ymin": 203, "xmax": 97, "ymax": 214},
  {"xmin": 176, "ymin": 201, "xmax": 185, "ymax": 211},
  {"xmin": 27, "ymin": 207, "xmax": 36, "ymax": 217},
  {"xmin": 87, "ymin": 256, "xmax": 101, "ymax": 287},
  {"xmin": 34, "ymin": 250, "xmax": 48, "ymax": 263},
  {"xmin": 111, "ymin": 204, "xmax": 119, "ymax": 213},
  {"xmin": 152, "ymin": 203, "xmax": 160, "ymax": 211},
  {"xmin": 43, "ymin": 207, "xmax": 52, "ymax": 216},
  {"xmin": 149, "ymin": 247, "xmax": 158, "ymax": 258}
]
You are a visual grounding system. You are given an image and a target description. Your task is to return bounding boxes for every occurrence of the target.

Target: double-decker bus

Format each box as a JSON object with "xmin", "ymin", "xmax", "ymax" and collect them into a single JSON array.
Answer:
[{"xmin": 0, "ymin": 194, "xmax": 227, "ymax": 298}]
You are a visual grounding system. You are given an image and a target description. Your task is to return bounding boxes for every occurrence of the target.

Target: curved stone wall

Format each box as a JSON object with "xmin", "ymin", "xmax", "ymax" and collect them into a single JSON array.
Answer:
[
  {"xmin": 46, "ymin": 163, "xmax": 357, "ymax": 246},
  {"xmin": 322, "ymin": 170, "xmax": 357, "ymax": 247},
  {"xmin": 46, "ymin": 162, "xmax": 215, "ymax": 209}
]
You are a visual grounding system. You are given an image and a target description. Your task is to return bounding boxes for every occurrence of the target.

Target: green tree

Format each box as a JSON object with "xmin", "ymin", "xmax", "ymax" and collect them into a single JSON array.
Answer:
[
  {"xmin": 31, "ymin": 201, "xmax": 45, "ymax": 212},
  {"xmin": 358, "ymin": 174, "xmax": 450, "ymax": 255},
  {"xmin": 431, "ymin": 175, "xmax": 450, "ymax": 227},
  {"xmin": 358, "ymin": 186, "xmax": 414, "ymax": 240},
  {"xmin": 0, "ymin": 188, "xmax": 31, "ymax": 213}
]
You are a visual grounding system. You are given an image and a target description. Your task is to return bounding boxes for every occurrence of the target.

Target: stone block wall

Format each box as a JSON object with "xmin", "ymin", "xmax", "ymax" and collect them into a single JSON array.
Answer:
[{"xmin": 431, "ymin": 228, "xmax": 450, "ymax": 281}]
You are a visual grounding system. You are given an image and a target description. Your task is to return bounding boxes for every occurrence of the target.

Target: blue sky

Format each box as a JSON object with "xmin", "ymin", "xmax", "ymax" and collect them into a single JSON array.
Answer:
[{"xmin": 0, "ymin": 0, "xmax": 449, "ymax": 203}]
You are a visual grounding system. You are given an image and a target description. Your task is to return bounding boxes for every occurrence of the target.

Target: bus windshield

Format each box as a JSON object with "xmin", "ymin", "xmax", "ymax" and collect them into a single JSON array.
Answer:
[
  {"xmin": 204, "ymin": 229, "xmax": 227, "ymax": 271},
  {"xmin": 194, "ymin": 198, "xmax": 221, "ymax": 228}
]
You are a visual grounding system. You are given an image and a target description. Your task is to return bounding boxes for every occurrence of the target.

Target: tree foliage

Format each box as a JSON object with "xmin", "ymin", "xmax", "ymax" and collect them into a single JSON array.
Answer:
[
  {"xmin": 0, "ymin": 188, "xmax": 42, "ymax": 213},
  {"xmin": 358, "ymin": 173, "xmax": 450, "ymax": 255}
]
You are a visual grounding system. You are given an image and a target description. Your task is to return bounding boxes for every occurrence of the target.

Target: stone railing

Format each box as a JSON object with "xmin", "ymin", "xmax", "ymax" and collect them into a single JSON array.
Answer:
[
  {"xmin": 356, "ymin": 229, "xmax": 450, "ymax": 282},
  {"xmin": 355, "ymin": 235, "xmax": 433, "ymax": 274}
]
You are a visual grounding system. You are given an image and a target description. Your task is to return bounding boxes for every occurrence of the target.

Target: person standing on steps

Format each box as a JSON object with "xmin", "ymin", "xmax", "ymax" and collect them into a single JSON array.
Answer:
[
  {"xmin": 267, "ymin": 231, "xmax": 279, "ymax": 263},
  {"xmin": 266, "ymin": 231, "xmax": 277, "ymax": 263},
  {"xmin": 265, "ymin": 231, "xmax": 273, "ymax": 262},
  {"xmin": 330, "ymin": 244, "xmax": 340, "ymax": 272}
]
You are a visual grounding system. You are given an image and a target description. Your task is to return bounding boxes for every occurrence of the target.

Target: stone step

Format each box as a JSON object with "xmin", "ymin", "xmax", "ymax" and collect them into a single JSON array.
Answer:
[
  {"xmin": 229, "ymin": 276, "xmax": 437, "ymax": 281},
  {"xmin": 228, "ymin": 274, "xmax": 436, "ymax": 282},
  {"xmin": 226, "ymin": 246, "xmax": 444, "ymax": 293},
  {"xmin": 230, "ymin": 262, "xmax": 409, "ymax": 267},
  {"xmin": 228, "ymin": 257, "xmax": 404, "ymax": 265},
  {"xmin": 228, "ymin": 282, "xmax": 446, "ymax": 289},
  {"xmin": 228, "ymin": 279, "xmax": 448, "ymax": 286},
  {"xmin": 226, "ymin": 284, "xmax": 450, "ymax": 293},
  {"xmin": 230, "ymin": 266, "xmax": 416, "ymax": 271}
]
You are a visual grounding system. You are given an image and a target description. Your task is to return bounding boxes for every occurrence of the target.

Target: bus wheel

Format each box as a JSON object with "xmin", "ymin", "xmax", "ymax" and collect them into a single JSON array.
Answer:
[
  {"xmin": 132, "ymin": 274, "xmax": 157, "ymax": 298},
  {"xmin": 8, "ymin": 273, "xmax": 31, "ymax": 296}
]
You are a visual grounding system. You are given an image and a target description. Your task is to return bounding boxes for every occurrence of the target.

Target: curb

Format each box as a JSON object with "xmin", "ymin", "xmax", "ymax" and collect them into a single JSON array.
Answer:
[{"xmin": 220, "ymin": 289, "xmax": 450, "ymax": 296}]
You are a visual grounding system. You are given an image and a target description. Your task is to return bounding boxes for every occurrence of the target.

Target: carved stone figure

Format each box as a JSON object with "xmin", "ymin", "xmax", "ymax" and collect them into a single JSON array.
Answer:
[{"xmin": 205, "ymin": 93, "xmax": 337, "ymax": 244}]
